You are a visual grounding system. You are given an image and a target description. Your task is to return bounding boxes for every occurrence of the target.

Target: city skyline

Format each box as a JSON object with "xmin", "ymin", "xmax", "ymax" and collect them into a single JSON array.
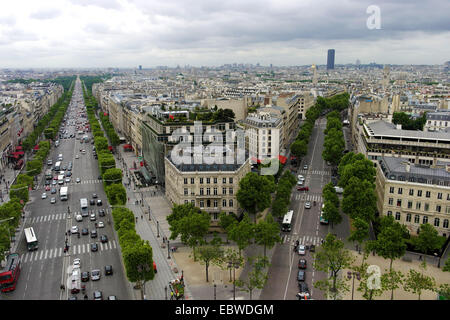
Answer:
[{"xmin": 0, "ymin": 0, "xmax": 449, "ymax": 68}]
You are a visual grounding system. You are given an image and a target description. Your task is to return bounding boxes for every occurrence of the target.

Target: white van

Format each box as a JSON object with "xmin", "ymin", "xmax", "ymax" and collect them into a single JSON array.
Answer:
[{"xmin": 58, "ymin": 154, "xmax": 63, "ymax": 161}]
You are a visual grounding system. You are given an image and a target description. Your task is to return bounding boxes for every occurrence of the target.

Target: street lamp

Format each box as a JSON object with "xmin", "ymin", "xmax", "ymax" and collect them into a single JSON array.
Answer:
[
  {"xmin": 228, "ymin": 259, "xmax": 240, "ymax": 300},
  {"xmin": 347, "ymin": 271, "xmax": 360, "ymax": 300},
  {"xmin": 167, "ymin": 240, "xmax": 170, "ymax": 259},
  {"xmin": 137, "ymin": 263, "xmax": 150, "ymax": 300},
  {"xmin": 214, "ymin": 284, "xmax": 217, "ymax": 300},
  {"xmin": 165, "ymin": 286, "xmax": 168, "ymax": 300}
]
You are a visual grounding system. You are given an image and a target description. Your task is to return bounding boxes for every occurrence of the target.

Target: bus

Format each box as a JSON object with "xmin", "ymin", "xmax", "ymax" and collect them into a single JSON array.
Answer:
[
  {"xmin": 0, "ymin": 253, "xmax": 21, "ymax": 292},
  {"xmin": 281, "ymin": 210, "xmax": 294, "ymax": 232},
  {"xmin": 54, "ymin": 161, "xmax": 61, "ymax": 171},
  {"xmin": 45, "ymin": 169, "xmax": 53, "ymax": 180},
  {"xmin": 24, "ymin": 227, "xmax": 38, "ymax": 251},
  {"xmin": 320, "ymin": 203, "xmax": 329, "ymax": 225}
]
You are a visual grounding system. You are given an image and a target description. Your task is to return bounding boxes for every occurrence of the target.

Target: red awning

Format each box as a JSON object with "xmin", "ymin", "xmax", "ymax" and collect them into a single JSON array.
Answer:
[
  {"xmin": 278, "ymin": 155, "xmax": 287, "ymax": 165},
  {"xmin": 33, "ymin": 145, "xmax": 40, "ymax": 150},
  {"xmin": 15, "ymin": 146, "xmax": 23, "ymax": 150},
  {"xmin": 123, "ymin": 144, "xmax": 133, "ymax": 150},
  {"xmin": 103, "ymin": 112, "xmax": 108, "ymax": 116},
  {"xmin": 13, "ymin": 151, "xmax": 24, "ymax": 156}
]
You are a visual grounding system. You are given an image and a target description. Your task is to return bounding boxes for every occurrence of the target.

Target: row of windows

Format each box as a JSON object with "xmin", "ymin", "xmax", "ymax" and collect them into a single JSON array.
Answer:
[
  {"xmin": 184, "ymin": 177, "xmax": 234, "ymax": 184},
  {"xmin": 184, "ymin": 187, "xmax": 234, "ymax": 196},
  {"xmin": 387, "ymin": 211, "xmax": 449, "ymax": 228},
  {"xmin": 388, "ymin": 187, "xmax": 449, "ymax": 200},
  {"xmin": 183, "ymin": 199, "xmax": 234, "ymax": 208},
  {"xmin": 387, "ymin": 198, "xmax": 450, "ymax": 213}
]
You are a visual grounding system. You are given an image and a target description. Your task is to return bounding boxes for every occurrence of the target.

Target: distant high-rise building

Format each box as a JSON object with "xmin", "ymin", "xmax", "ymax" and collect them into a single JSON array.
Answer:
[
  {"xmin": 311, "ymin": 64, "xmax": 318, "ymax": 86},
  {"xmin": 139, "ymin": 65, "xmax": 142, "ymax": 70},
  {"xmin": 327, "ymin": 49, "xmax": 335, "ymax": 70},
  {"xmin": 356, "ymin": 59, "xmax": 361, "ymax": 65}
]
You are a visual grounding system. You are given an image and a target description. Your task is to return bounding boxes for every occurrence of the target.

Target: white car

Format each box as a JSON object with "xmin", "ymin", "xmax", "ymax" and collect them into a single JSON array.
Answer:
[
  {"xmin": 71, "ymin": 226, "xmax": 79, "ymax": 234},
  {"xmin": 304, "ymin": 201, "xmax": 311, "ymax": 209},
  {"xmin": 41, "ymin": 193, "xmax": 47, "ymax": 199},
  {"xmin": 73, "ymin": 258, "xmax": 81, "ymax": 268},
  {"xmin": 50, "ymin": 197, "xmax": 56, "ymax": 204},
  {"xmin": 65, "ymin": 177, "xmax": 71, "ymax": 183},
  {"xmin": 297, "ymin": 180, "xmax": 304, "ymax": 186},
  {"xmin": 297, "ymin": 175, "xmax": 304, "ymax": 181},
  {"xmin": 75, "ymin": 155, "xmax": 79, "ymax": 159},
  {"xmin": 75, "ymin": 215, "xmax": 83, "ymax": 222},
  {"xmin": 97, "ymin": 221, "xmax": 104, "ymax": 228},
  {"xmin": 76, "ymin": 178, "xmax": 81, "ymax": 183},
  {"xmin": 90, "ymin": 213, "xmax": 96, "ymax": 221},
  {"xmin": 303, "ymin": 165, "xmax": 308, "ymax": 170},
  {"xmin": 298, "ymin": 245, "xmax": 306, "ymax": 255}
]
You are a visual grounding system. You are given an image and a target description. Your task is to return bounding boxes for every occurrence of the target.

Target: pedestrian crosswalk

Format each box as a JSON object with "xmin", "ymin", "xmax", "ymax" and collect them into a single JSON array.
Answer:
[
  {"xmin": 28, "ymin": 209, "xmax": 110, "ymax": 224},
  {"xmin": 36, "ymin": 179, "xmax": 102, "ymax": 190},
  {"xmin": 21, "ymin": 240, "xmax": 118, "ymax": 263},
  {"xmin": 297, "ymin": 169, "xmax": 332, "ymax": 176},
  {"xmin": 282, "ymin": 234, "xmax": 323, "ymax": 246},
  {"xmin": 292, "ymin": 193, "xmax": 323, "ymax": 202}
]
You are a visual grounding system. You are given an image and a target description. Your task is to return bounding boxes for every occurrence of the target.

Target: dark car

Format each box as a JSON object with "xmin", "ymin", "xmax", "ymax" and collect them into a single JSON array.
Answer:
[
  {"xmin": 92, "ymin": 193, "xmax": 98, "ymax": 198},
  {"xmin": 104, "ymin": 265, "xmax": 113, "ymax": 275},
  {"xmin": 93, "ymin": 290, "xmax": 102, "ymax": 300},
  {"xmin": 91, "ymin": 243, "xmax": 98, "ymax": 252},
  {"xmin": 51, "ymin": 187, "xmax": 57, "ymax": 194},
  {"xmin": 81, "ymin": 228, "xmax": 89, "ymax": 235},
  {"xmin": 297, "ymin": 186, "xmax": 309, "ymax": 191},
  {"xmin": 90, "ymin": 230, "xmax": 98, "ymax": 238},
  {"xmin": 66, "ymin": 171, "xmax": 72, "ymax": 177},
  {"xmin": 298, "ymin": 259, "xmax": 307, "ymax": 269},
  {"xmin": 107, "ymin": 295, "xmax": 117, "ymax": 300},
  {"xmin": 297, "ymin": 270, "xmax": 306, "ymax": 282},
  {"xmin": 81, "ymin": 271, "xmax": 90, "ymax": 282},
  {"xmin": 98, "ymin": 209, "xmax": 105, "ymax": 217},
  {"xmin": 81, "ymin": 210, "xmax": 89, "ymax": 217},
  {"xmin": 98, "ymin": 175, "xmax": 102, "ymax": 180},
  {"xmin": 45, "ymin": 180, "xmax": 51, "ymax": 185},
  {"xmin": 97, "ymin": 199, "xmax": 102, "ymax": 206},
  {"xmin": 298, "ymin": 282, "xmax": 309, "ymax": 294},
  {"xmin": 309, "ymin": 244, "xmax": 315, "ymax": 252},
  {"xmin": 90, "ymin": 199, "xmax": 95, "ymax": 206},
  {"xmin": 100, "ymin": 235, "xmax": 108, "ymax": 243}
]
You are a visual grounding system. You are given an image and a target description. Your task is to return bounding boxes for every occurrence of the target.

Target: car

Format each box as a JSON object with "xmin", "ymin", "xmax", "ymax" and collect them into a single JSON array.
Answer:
[
  {"xmin": 98, "ymin": 175, "xmax": 102, "ymax": 180},
  {"xmin": 75, "ymin": 155, "xmax": 79, "ymax": 159},
  {"xmin": 298, "ymin": 259, "xmax": 307, "ymax": 269},
  {"xmin": 309, "ymin": 244, "xmax": 315, "ymax": 252},
  {"xmin": 62, "ymin": 165, "xmax": 67, "ymax": 171},
  {"xmin": 53, "ymin": 175, "xmax": 58, "ymax": 180},
  {"xmin": 98, "ymin": 221, "xmax": 105, "ymax": 228},
  {"xmin": 91, "ymin": 243, "xmax": 98, "ymax": 252},
  {"xmin": 90, "ymin": 213, "xmax": 96, "ymax": 221},
  {"xmin": 81, "ymin": 228, "xmax": 89, "ymax": 235},
  {"xmin": 297, "ymin": 180, "xmax": 304, "ymax": 186},
  {"xmin": 51, "ymin": 187, "xmax": 57, "ymax": 194},
  {"xmin": 45, "ymin": 180, "xmax": 51, "ymax": 185},
  {"xmin": 91, "ymin": 269, "xmax": 101, "ymax": 281},
  {"xmin": 81, "ymin": 210, "xmax": 89, "ymax": 217},
  {"xmin": 93, "ymin": 290, "xmax": 103, "ymax": 300},
  {"xmin": 98, "ymin": 209, "xmax": 105, "ymax": 217},
  {"xmin": 81, "ymin": 271, "xmax": 90, "ymax": 282},
  {"xmin": 297, "ymin": 175, "xmax": 304, "ymax": 181},
  {"xmin": 303, "ymin": 165, "xmax": 308, "ymax": 170},
  {"xmin": 71, "ymin": 226, "xmax": 79, "ymax": 234},
  {"xmin": 52, "ymin": 180, "xmax": 57, "ymax": 185},
  {"xmin": 42, "ymin": 193, "xmax": 47, "ymax": 199},
  {"xmin": 97, "ymin": 199, "xmax": 102, "ymax": 206},
  {"xmin": 100, "ymin": 235, "xmax": 108, "ymax": 243},
  {"xmin": 92, "ymin": 193, "xmax": 98, "ymax": 198},
  {"xmin": 297, "ymin": 270, "xmax": 306, "ymax": 282},
  {"xmin": 304, "ymin": 201, "xmax": 311, "ymax": 209},
  {"xmin": 90, "ymin": 230, "xmax": 98, "ymax": 238},
  {"xmin": 51, "ymin": 197, "xmax": 56, "ymax": 204},
  {"xmin": 81, "ymin": 149, "xmax": 86, "ymax": 154},
  {"xmin": 73, "ymin": 258, "xmax": 81, "ymax": 268},
  {"xmin": 75, "ymin": 215, "xmax": 83, "ymax": 222},
  {"xmin": 68, "ymin": 296, "xmax": 77, "ymax": 300},
  {"xmin": 104, "ymin": 265, "xmax": 113, "ymax": 275},
  {"xmin": 58, "ymin": 180, "xmax": 64, "ymax": 185},
  {"xmin": 107, "ymin": 295, "xmax": 117, "ymax": 300},
  {"xmin": 298, "ymin": 282, "xmax": 309, "ymax": 294},
  {"xmin": 66, "ymin": 172, "xmax": 72, "ymax": 177},
  {"xmin": 298, "ymin": 245, "xmax": 306, "ymax": 255},
  {"xmin": 90, "ymin": 199, "xmax": 95, "ymax": 205},
  {"xmin": 65, "ymin": 177, "xmax": 71, "ymax": 183},
  {"xmin": 76, "ymin": 178, "xmax": 81, "ymax": 183},
  {"xmin": 47, "ymin": 159, "xmax": 53, "ymax": 165},
  {"xmin": 45, "ymin": 185, "xmax": 51, "ymax": 191},
  {"xmin": 297, "ymin": 186, "xmax": 309, "ymax": 191}
]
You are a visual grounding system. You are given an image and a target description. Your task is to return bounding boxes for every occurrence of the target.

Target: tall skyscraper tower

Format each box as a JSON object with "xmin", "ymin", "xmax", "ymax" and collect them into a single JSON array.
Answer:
[
  {"xmin": 327, "ymin": 49, "xmax": 335, "ymax": 70},
  {"xmin": 311, "ymin": 64, "xmax": 318, "ymax": 86}
]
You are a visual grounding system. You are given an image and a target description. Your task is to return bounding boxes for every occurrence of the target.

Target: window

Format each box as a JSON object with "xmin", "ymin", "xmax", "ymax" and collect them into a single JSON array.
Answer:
[
  {"xmin": 446, "ymin": 206, "xmax": 450, "ymax": 214},
  {"xmin": 229, "ymin": 178, "xmax": 233, "ymax": 184},
  {"xmin": 191, "ymin": 178, "xmax": 195, "ymax": 184},
  {"xmin": 223, "ymin": 178, "xmax": 226, "ymax": 184},
  {"xmin": 200, "ymin": 188, "xmax": 204, "ymax": 195},
  {"xmin": 207, "ymin": 188, "xmax": 211, "ymax": 195},
  {"xmin": 200, "ymin": 178, "xmax": 204, "ymax": 184},
  {"xmin": 436, "ymin": 205, "xmax": 441, "ymax": 213},
  {"xmin": 389, "ymin": 187, "xmax": 394, "ymax": 194},
  {"xmin": 423, "ymin": 216, "xmax": 428, "ymax": 224},
  {"xmin": 437, "ymin": 192, "xmax": 442, "ymax": 200},
  {"xmin": 229, "ymin": 199, "xmax": 233, "ymax": 207},
  {"xmin": 424, "ymin": 203, "xmax": 429, "ymax": 212},
  {"xmin": 213, "ymin": 187, "xmax": 218, "ymax": 195},
  {"xmin": 406, "ymin": 213, "xmax": 411, "ymax": 222},
  {"xmin": 444, "ymin": 219, "xmax": 449, "ymax": 229},
  {"xmin": 398, "ymin": 188, "xmax": 403, "ymax": 195},
  {"xmin": 207, "ymin": 178, "xmax": 211, "ymax": 184},
  {"xmin": 184, "ymin": 188, "xmax": 188, "ymax": 196},
  {"xmin": 191, "ymin": 200, "xmax": 195, "ymax": 205},
  {"xmin": 416, "ymin": 202, "xmax": 421, "ymax": 210},
  {"xmin": 395, "ymin": 212, "xmax": 401, "ymax": 221},
  {"xmin": 434, "ymin": 218, "xmax": 440, "ymax": 227},
  {"xmin": 214, "ymin": 178, "xmax": 217, "ymax": 184},
  {"xmin": 213, "ymin": 212, "xmax": 219, "ymax": 220},
  {"xmin": 407, "ymin": 201, "xmax": 413, "ymax": 209},
  {"xmin": 387, "ymin": 211, "xmax": 392, "ymax": 217},
  {"xmin": 184, "ymin": 200, "xmax": 189, "ymax": 204},
  {"xmin": 184, "ymin": 178, "xmax": 188, "ymax": 184},
  {"xmin": 409, "ymin": 189, "xmax": 414, "ymax": 196},
  {"xmin": 200, "ymin": 200, "xmax": 204, "ymax": 208},
  {"xmin": 425, "ymin": 191, "xmax": 431, "ymax": 198},
  {"xmin": 414, "ymin": 215, "xmax": 420, "ymax": 223},
  {"xmin": 447, "ymin": 194, "xmax": 450, "ymax": 201},
  {"xmin": 214, "ymin": 200, "xmax": 218, "ymax": 208},
  {"xmin": 229, "ymin": 188, "xmax": 233, "ymax": 195},
  {"xmin": 388, "ymin": 198, "xmax": 393, "ymax": 205},
  {"xmin": 223, "ymin": 199, "xmax": 227, "ymax": 207},
  {"xmin": 417, "ymin": 190, "xmax": 422, "ymax": 197},
  {"xmin": 222, "ymin": 187, "xmax": 226, "ymax": 195},
  {"xmin": 396, "ymin": 199, "xmax": 402, "ymax": 207}
]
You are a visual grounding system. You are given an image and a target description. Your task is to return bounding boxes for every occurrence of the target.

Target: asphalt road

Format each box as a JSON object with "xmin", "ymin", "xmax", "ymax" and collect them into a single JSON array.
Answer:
[
  {"xmin": 1, "ymin": 79, "xmax": 132, "ymax": 300},
  {"xmin": 260, "ymin": 117, "xmax": 336, "ymax": 300}
]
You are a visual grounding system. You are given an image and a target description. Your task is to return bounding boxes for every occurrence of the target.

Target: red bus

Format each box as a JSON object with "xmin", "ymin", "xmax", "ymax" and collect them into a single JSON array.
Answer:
[{"xmin": 0, "ymin": 253, "xmax": 21, "ymax": 292}]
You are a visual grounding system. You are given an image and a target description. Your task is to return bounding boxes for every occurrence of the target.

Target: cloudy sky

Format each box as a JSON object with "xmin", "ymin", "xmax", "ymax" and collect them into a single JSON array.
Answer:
[{"xmin": 0, "ymin": 0, "xmax": 449, "ymax": 68}]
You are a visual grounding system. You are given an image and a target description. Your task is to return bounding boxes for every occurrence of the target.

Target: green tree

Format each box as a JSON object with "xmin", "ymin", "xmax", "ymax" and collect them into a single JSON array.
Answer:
[
  {"xmin": 322, "ymin": 200, "xmax": 342, "ymax": 228},
  {"xmin": 342, "ymin": 177, "xmax": 377, "ymax": 221},
  {"xmin": 381, "ymin": 268, "xmax": 404, "ymax": 300},
  {"xmin": 219, "ymin": 212, "xmax": 238, "ymax": 243},
  {"xmin": 413, "ymin": 223, "xmax": 442, "ymax": 263},
  {"xmin": 9, "ymin": 184, "xmax": 29, "ymax": 204},
  {"xmin": 105, "ymin": 183, "xmax": 127, "ymax": 205},
  {"xmin": 235, "ymin": 256, "xmax": 269, "ymax": 300},
  {"xmin": 338, "ymin": 154, "xmax": 376, "ymax": 188},
  {"xmin": 443, "ymin": 257, "xmax": 450, "ymax": 272},
  {"xmin": 313, "ymin": 233, "xmax": 354, "ymax": 299},
  {"xmin": 290, "ymin": 139, "xmax": 308, "ymax": 159},
  {"xmin": 348, "ymin": 217, "xmax": 369, "ymax": 252},
  {"xmin": 436, "ymin": 283, "xmax": 450, "ymax": 300},
  {"xmin": 227, "ymin": 213, "xmax": 254, "ymax": 258},
  {"xmin": 403, "ymin": 264, "xmax": 436, "ymax": 300},
  {"xmin": 352, "ymin": 262, "xmax": 384, "ymax": 300},
  {"xmin": 197, "ymin": 243, "xmax": 224, "ymax": 282},
  {"xmin": 254, "ymin": 214, "xmax": 281, "ymax": 264},
  {"xmin": 0, "ymin": 224, "xmax": 11, "ymax": 261},
  {"xmin": 103, "ymin": 168, "xmax": 123, "ymax": 186}
]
